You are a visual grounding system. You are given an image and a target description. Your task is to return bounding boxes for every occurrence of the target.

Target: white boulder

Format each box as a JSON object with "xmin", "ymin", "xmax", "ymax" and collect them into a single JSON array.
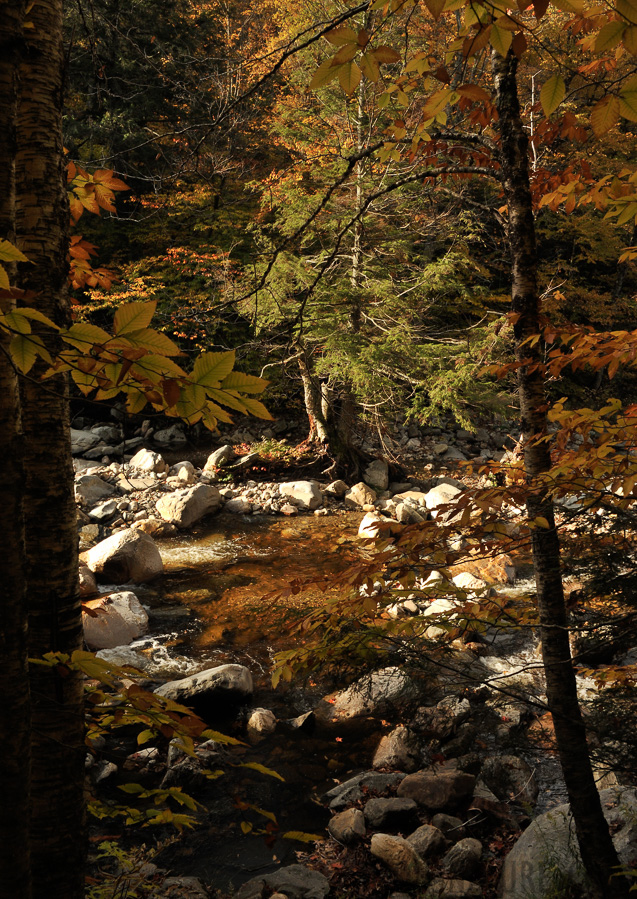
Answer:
[
  {"xmin": 82, "ymin": 591, "xmax": 149, "ymax": 649},
  {"xmin": 83, "ymin": 528, "xmax": 163, "ymax": 583},
  {"xmin": 155, "ymin": 484, "xmax": 222, "ymax": 528},
  {"xmin": 279, "ymin": 481, "xmax": 323, "ymax": 510}
]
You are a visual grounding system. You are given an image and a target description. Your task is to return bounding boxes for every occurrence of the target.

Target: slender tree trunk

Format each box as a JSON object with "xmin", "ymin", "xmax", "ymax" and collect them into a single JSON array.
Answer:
[
  {"xmin": 0, "ymin": 5, "xmax": 31, "ymax": 896},
  {"xmin": 493, "ymin": 48, "xmax": 629, "ymax": 899},
  {"xmin": 15, "ymin": 2, "xmax": 86, "ymax": 897}
]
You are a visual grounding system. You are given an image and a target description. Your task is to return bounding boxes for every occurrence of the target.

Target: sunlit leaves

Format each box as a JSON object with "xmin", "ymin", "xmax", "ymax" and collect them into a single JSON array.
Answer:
[
  {"xmin": 591, "ymin": 94, "xmax": 621, "ymax": 135},
  {"xmin": 540, "ymin": 74, "xmax": 566, "ymax": 116}
]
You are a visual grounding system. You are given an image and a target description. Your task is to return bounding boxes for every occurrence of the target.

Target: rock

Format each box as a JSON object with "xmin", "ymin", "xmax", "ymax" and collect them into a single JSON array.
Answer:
[
  {"xmin": 203, "ymin": 445, "xmax": 236, "ymax": 470},
  {"xmin": 412, "ymin": 697, "xmax": 471, "ymax": 740},
  {"xmin": 95, "ymin": 646, "xmax": 152, "ymax": 672},
  {"xmin": 325, "ymin": 772, "xmax": 406, "ymax": 810},
  {"xmin": 324, "ymin": 479, "xmax": 349, "ymax": 498},
  {"xmin": 132, "ymin": 518, "xmax": 178, "ymax": 538},
  {"xmin": 88, "ymin": 498, "xmax": 118, "ymax": 521},
  {"xmin": 83, "ymin": 528, "xmax": 163, "ymax": 583},
  {"xmin": 75, "ymin": 475, "xmax": 116, "ymax": 506},
  {"xmin": 316, "ymin": 667, "xmax": 418, "ymax": 729},
  {"xmin": 396, "ymin": 503, "xmax": 426, "ymax": 524},
  {"xmin": 279, "ymin": 481, "xmax": 323, "ymax": 510},
  {"xmin": 153, "ymin": 424, "xmax": 187, "ymax": 446},
  {"xmin": 393, "ymin": 490, "xmax": 428, "ymax": 508},
  {"xmin": 117, "ymin": 475, "xmax": 158, "ymax": 494},
  {"xmin": 129, "ymin": 448, "xmax": 168, "ymax": 473},
  {"xmin": 442, "ymin": 838, "xmax": 482, "ymax": 879},
  {"xmin": 82, "ymin": 591, "xmax": 149, "ymax": 649},
  {"xmin": 450, "ymin": 554, "xmax": 516, "ymax": 586},
  {"xmin": 155, "ymin": 876, "xmax": 208, "ymax": 898},
  {"xmin": 452, "ymin": 572, "xmax": 488, "ymax": 593},
  {"xmin": 373, "ymin": 725, "xmax": 420, "ymax": 772},
  {"xmin": 79, "ymin": 523, "xmax": 101, "ymax": 551},
  {"xmin": 365, "ymin": 459, "xmax": 389, "ymax": 491},
  {"xmin": 397, "ymin": 771, "xmax": 476, "ymax": 810},
  {"xmin": 407, "ymin": 824, "xmax": 447, "ymax": 859},
  {"xmin": 480, "ymin": 755, "xmax": 538, "ymax": 808},
  {"xmin": 442, "ymin": 447, "xmax": 468, "ymax": 462},
  {"xmin": 431, "ymin": 814, "xmax": 466, "ymax": 840},
  {"xmin": 370, "ymin": 833, "xmax": 429, "ymax": 884},
  {"xmin": 71, "ymin": 428, "xmax": 101, "ymax": 454},
  {"xmin": 155, "ymin": 663, "xmax": 253, "ymax": 715},
  {"xmin": 90, "ymin": 425, "xmax": 121, "ymax": 442},
  {"xmin": 328, "ymin": 808, "xmax": 366, "ymax": 844},
  {"xmin": 78, "ymin": 562, "xmax": 97, "ymax": 596},
  {"xmin": 225, "ymin": 497, "xmax": 252, "ymax": 514},
  {"xmin": 236, "ymin": 865, "xmax": 330, "ymax": 899},
  {"xmin": 358, "ymin": 513, "xmax": 402, "ymax": 539},
  {"xmin": 171, "ymin": 460, "xmax": 196, "ymax": 483},
  {"xmin": 156, "ymin": 484, "xmax": 222, "ymax": 528},
  {"xmin": 280, "ymin": 503, "xmax": 298, "ymax": 516},
  {"xmin": 345, "ymin": 482, "xmax": 377, "ymax": 508},
  {"xmin": 426, "ymin": 879, "xmax": 482, "ymax": 898},
  {"xmin": 364, "ymin": 797, "xmax": 418, "ymax": 830},
  {"xmin": 246, "ymin": 708, "xmax": 277, "ymax": 743},
  {"xmin": 499, "ymin": 787, "xmax": 637, "ymax": 899},
  {"xmin": 424, "ymin": 483, "xmax": 462, "ymax": 518}
]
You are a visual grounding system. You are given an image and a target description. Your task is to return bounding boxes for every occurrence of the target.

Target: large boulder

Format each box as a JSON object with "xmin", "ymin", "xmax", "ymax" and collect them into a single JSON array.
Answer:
[
  {"xmin": 71, "ymin": 428, "xmax": 101, "ymax": 454},
  {"xmin": 373, "ymin": 725, "xmax": 420, "ymax": 772},
  {"xmin": 155, "ymin": 484, "xmax": 222, "ymax": 528},
  {"xmin": 345, "ymin": 482, "xmax": 377, "ymax": 508},
  {"xmin": 424, "ymin": 484, "xmax": 462, "ymax": 518},
  {"xmin": 82, "ymin": 591, "xmax": 149, "ymax": 649},
  {"xmin": 358, "ymin": 513, "xmax": 402, "ymax": 539},
  {"xmin": 316, "ymin": 667, "xmax": 418, "ymax": 730},
  {"xmin": 279, "ymin": 481, "xmax": 323, "ymax": 510},
  {"xmin": 328, "ymin": 808, "xmax": 366, "ymax": 844},
  {"xmin": 498, "ymin": 787, "xmax": 637, "ymax": 899},
  {"xmin": 397, "ymin": 771, "xmax": 476, "ymax": 810},
  {"xmin": 83, "ymin": 528, "xmax": 163, "ymax": 583},
  {"xmin": 364, "ymin": 459, "xmax": 389, "ymax": 491},
  {"xmin": 129, "ymin": 448, "xmax": 168, "ymax": 473},
  {"xmin": 236, "ymin": 865, "xmax": 329, "ymax": 899},
  {"xmin": 75, "ymin": 474, "xmax": 116, "ymax": 506},
  {"xmin": 203, "ymin": 445, "xmax": 236, "ymax": 471},
  {"xmin": 155, "ymin": 663, "xmax": 253, "ymax": 716}
]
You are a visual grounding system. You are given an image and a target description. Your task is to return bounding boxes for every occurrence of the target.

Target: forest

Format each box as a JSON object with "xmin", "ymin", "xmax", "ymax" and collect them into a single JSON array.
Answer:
[{"xmin": 1, "ymin": 0, "xmax": 637, "ymax": 897}]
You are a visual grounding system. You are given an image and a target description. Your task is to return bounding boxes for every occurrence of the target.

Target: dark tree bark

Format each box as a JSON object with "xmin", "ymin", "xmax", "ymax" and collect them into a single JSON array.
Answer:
[
  {"xmin": 0, "ymin": 4, "xmax": 31, "ymax": 896},
  {"xmin": 15, "ymin": 1, "xmax": 86, "ymax": 896},
  {"xmin": 493, "ymin": 48, "xmax": 630, "ymax": 899}
]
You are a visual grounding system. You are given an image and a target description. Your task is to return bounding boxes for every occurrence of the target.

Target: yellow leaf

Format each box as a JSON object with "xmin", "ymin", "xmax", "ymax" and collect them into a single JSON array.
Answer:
[
  {"xmin": 239, "ymin": 397, "xmax": 273, "ymax": 420},
  {"xmin": 332, "ymin": 43, "xmax": 358, "ymax": 65},
  {"xmin": 594, "ymin": 20, "xmax": 626, "ymax": 53},
  {"xmin": 125, "ymin": 328, "xmax": 182, "ymax": 356},
  {"xmin": 540, "ymin": 74, "xmax": 566, "ymax": 117},
  {"xmin": 624, "ymin": 24, "xmax": 637, "ymax": 52},
  {"xmin": 490, "ymin": 23, "xmax": 513, "ymax": 55},
  {"xmin": 372, "ymin": 45, "xmax": 402, "ymax": 64},
  {"xmin": 240, "ymin": 821, "xmax": 253, "ymax": 834},
  {"xmin": 283, "ymin": 831, "xmax": 324, "ymax": 843},
  {"xmin": 339, "ymin": 60, "xmax": 362, "ymax": 95},
  {"xmin": 309, "ymin": 59, "xmax": 340, "ymax": 90},
  {"xmin": 360, "ymin": 51, "xmax": 380, "ymax": 82},
  {"xmin": 3, "ymin": 311, "xmax": 32, "ymax": 334},
  {"xmin": 422, "ymin": 87, "xmax": 452, "ymax": 119},
  {"xmin": 325, "ymin": 26, "xmax": 358, "ymax": 46},
  {"xmin": 619, "ymin": 89, "xmax": 637, "ymax": 120},
  {"xmin": 10, "ymin": 334, "xmax": 37, "ymax": 373},
  {"xmin": 534, "ymin": 516, "xmax": 551, "ymax": 528},
  {"xmin": 239, "ymin": 762, "xmax": 285, "ymax": 781},
  {"xmin": 0, "ymin": 239, "xmax": 29, "ymax": 264},
  {"xmin": 113, "ymin": 300, "xmax": 157, "ymax": 335},
  {"xmin": 192, "ymin": 350, "xmax": 236, "ymax": 386},
  {"xmin": 219, "ymin": 370, "xmax": 268, "ymax": 393},
  {"xmin": 590, "ymin": 94, "xmax": 621, "ymax": 135},
  {"xmin": 0, "ymin": 265, "xmax": 9, "ymax": 290}
]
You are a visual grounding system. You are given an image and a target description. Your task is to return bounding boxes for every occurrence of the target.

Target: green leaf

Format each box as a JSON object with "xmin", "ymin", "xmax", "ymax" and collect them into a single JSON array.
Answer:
[
  {"xmin": 594, "ymin": 20, "xmax": 626, "ymax": 53},
  {"xmin": 339, "ymin": 60, "xmax": 361, "ymax": 95},
  {"xmin": 135, "ymin": 354, "xmax": 187, "ymax": 379},
  {"xmin": 540, "ymin": 74, "xmax": 566, "ymax": 117},
  {"xmin": 201, "ymin": 729, "xmax": 242, "ymax": 745},
  {"xmin": 0, "ymin": 239, "xmax": 29, "ymax": 264},
  {"xmin": 2, "ymin": 311, "xmax": 32, "ymax": 334},
  {"xmin": 239, "ymin": 397, "xmax": 273, "ymax": 420},
  {"xmin": 118, "ymin": 783, "xmax": 145, "ymax": 794},
  {"xmin": 137, "ymin": 729, "xmax": 155, "ymax": 745},
  {"xmin": 619, "ymin": 90, "xmax": 637, "ymax": 122},
  {"xmin": 113, "ymin": 301, "xmax": 157, "ymax": 335},
  {"xmin": 219, "ymin": 370, "xmax": 268, "ymax": 394},
  {"xmin": 489, "ymin": 23, "xmax": 513, "ymax": 56},
  {"xmin": 10, "ymin": 334, "xmax": 38, "ymax": 373},
  {"xmin": 63, "ymin": 321, "xmax": 112, "ymax": 349},
  {"xmin": 205, "ymin": 388, "xmax": 249, "ymax": 414},
  {"xmin": 125, "ymin": 328, "xmax": 182, "ymax": 356},
  {"xmin": 192, "ymin": 350, "xmax": 236, "ymax": 386},
  {"xmin": 309, "ymin": 59, "xmax": 340, "ymax": 90},
  {"xmin": 239, "ymin": 762, "xmax": 285, "ymax": 781}
]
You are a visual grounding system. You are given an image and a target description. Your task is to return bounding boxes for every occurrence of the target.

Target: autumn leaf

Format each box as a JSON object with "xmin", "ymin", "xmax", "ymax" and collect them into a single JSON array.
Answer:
[{"xmin": 540, "ymin": 74, "xmax": 566, "ymax": 117}]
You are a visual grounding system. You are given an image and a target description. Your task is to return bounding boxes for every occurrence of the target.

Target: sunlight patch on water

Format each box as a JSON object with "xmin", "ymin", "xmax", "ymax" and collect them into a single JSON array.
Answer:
[{"xmin": 159, "ymin": 532, "xmax": 242, "ymax": 569}]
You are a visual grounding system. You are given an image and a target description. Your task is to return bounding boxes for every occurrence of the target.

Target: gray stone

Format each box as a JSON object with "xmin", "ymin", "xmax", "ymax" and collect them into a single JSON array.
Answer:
[
  {"xmin": 443, "ymin": 447, "xmax": 468, "ymax": 462},
  {"xmin": 365, "ymin": 459, "xmax": 389, "ymax": 491},
  {"xmin": 397, "ymin": 771, "xmax": 476, "ymax": 810},
  {"xmin": 345, "ymin": 482, "xmax": 377, "ymax": 508},
  {"xmin": 370, "ymin": 833, "xmax": 429, "ymax": 884},
  {"xmin": 225, "ymin": 497, "xmax": 253, "ymax": 514},
  {"xmin": 203, "ymin": 444, "xmax": 236, "ymax": 470},
  {"xmin": 156, "ymin": 484, "xmax": 222, "ymax": 528},
  {"xmin": 393, "ymin": 489, "xmax": 428, "ymax": 507},
  {"xmin": 324, "ymin": 479, "xmax": 349, "ymax": 498},
  {"xmin": 90, "ymin": 425, "xmax": 121, "ymax": 442},
  {"xmin": 236, "ymin": 864, "xmax": 329, "ymax": 899},
  {"xmin": 95, "ymin": 646, "xmax": 152, "ymax": 672},
  {"xmin": 117, "ymin": 475, "xmax": 158, "ymax": 494},
  {"xmin": 424, "ymin": 484, "xmax": 462, "ymax": 518},
  {"xmin": 364, "ymin": 797, "xmax": 418, "ymax": 830},
  {"xmin": 317, "ymin": 667, "xmax": 418, "ymax": 728},
  {"xmin": 171, "ymin": 460, "xmax": 197, "ymax": 483},
  {"xmin": 396, "ymin": 503, "xmax": 426, "ymax": 524},
  {"xmin": 442, "ymin": 838, "xmax": 482, "ymax": 879},
  {"xmin": 75, "ymin": 475, "xmax": 117, "ymax": 506},
  {"xmin": 83, "ymin": 528, "xmax": 163, "ymax": 583},
  {"xmin": 328, "ymin": 808, "xmax": 366, "ymax": 844},
  {"xmin": 426, "ymin": 879, "xmax": 482, "ymax": 899},
  {"xmin": 431, "ymin": 814, "xmax": 466, "ymax": 840},
  {"xmin": 155, "ymin": 663, "xmax": 253, "ymax": 710},
  {"xmin": 71, "ymin": 428, "xmax": 101, "ymax": 454},
  {"xmin": 373, "ymin": 725, "xmax": 420, "ymax": 772},
  {"xmin": 129, "ymin": 448, "xmax": 168, "ymax": 473},
  {"xmin": 279, "ymin": 481, "xmax": 323, "ymax": 510},
  {"xmin": 480, "ymin": 755, "xmax": 538, "ymax": 808},
  {"xmin": 498, "ymin": 787, "xmax": 637, "ymax": 899},
  {"xmin": 153, "ymin": 424, "xmax": 187, "ymax": 446},
  {"xmin": 89, "ymin": 499, "xmax": 119, "ymax": 521},
  {"xmin": 82, "ymin": 591, "xmax": 149, "ymax": 649},
  {"xmin": 407, "ymin": 824, "xmax": 447, "ymax": 859},
  {"xmin": 325, "ymin": 771, "xmax": 406, "ymax": 810}
]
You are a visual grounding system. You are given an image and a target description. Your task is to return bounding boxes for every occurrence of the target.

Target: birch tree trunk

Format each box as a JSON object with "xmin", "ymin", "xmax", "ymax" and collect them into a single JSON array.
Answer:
[
  {"xmin": 15, "ymin": 1, "xmax": 86, "ymax": 896},
  {"xmin": 0, "ymin": 4, "xmax": 31, "ymax": 896},
  {"xmin": 493, "ymin": 47, "xmax": 629, "ymax": 899}
]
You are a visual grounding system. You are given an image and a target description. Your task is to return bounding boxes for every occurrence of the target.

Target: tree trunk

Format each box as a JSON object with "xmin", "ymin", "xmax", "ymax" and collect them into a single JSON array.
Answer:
[
  {"xmin": 15, "ymin": 2, "xmax": 86, "ymax": 896},
  {"xmin": 0, "ymin": 4, "xmax": 31, "ymax": 896},
  {"xmin": 493, "ymin": 48, "xmax": 629, "ymax": 899}
]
